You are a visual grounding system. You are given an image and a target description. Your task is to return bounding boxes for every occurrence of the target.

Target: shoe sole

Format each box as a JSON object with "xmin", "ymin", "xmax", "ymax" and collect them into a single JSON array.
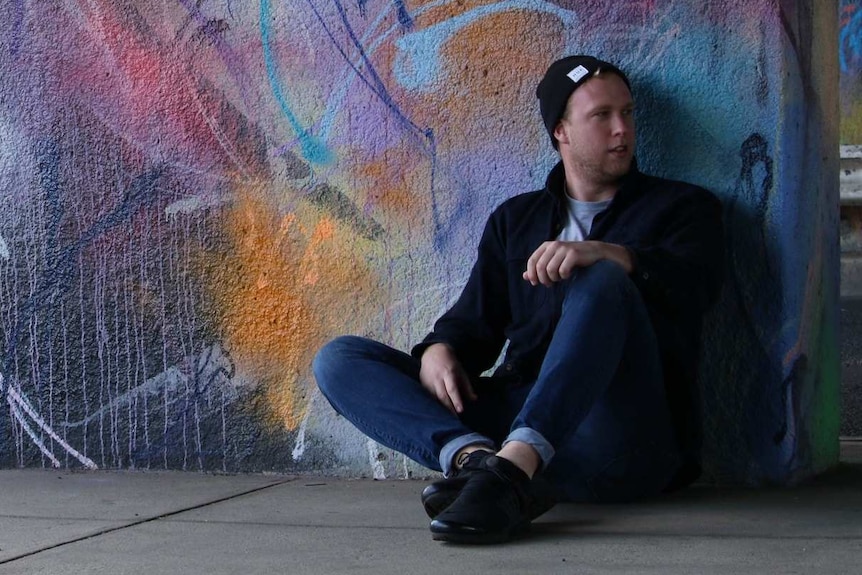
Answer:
[{"xmin": 430, "ymin": 522, "xmax": 530, "ymax": 545}]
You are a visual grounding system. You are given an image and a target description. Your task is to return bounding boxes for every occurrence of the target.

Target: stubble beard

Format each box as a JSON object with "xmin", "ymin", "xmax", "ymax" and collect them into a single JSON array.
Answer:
[{"xmin": 574, "ymin": 154, "xmax": 632, "ymax": 188}]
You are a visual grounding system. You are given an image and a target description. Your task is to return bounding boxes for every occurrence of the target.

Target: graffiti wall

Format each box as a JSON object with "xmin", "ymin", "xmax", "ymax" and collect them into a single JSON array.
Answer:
[
  {"xmin": 842, "ymin": 0, "xmax": 862, "ymax": 143},
  {"xmin": 0, "ymin": 0, "xmax": 839, "ymax": 484}
]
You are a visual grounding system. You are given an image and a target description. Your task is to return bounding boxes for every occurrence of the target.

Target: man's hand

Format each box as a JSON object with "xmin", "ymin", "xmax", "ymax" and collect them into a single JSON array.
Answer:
[
  {"xmin": 523, "ymin": 241, "xmax": 633, "ymax": 286},
  {"xmin": 419, "ymin": 343, "xmax": 476, "ymax": 414}
]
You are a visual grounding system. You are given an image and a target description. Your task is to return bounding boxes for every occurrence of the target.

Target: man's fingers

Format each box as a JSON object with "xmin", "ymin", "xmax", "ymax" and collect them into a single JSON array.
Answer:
[
  {"xmin": 536, "ymin": 246, "xmax": 559, "ymax": 286},
  {"xmin": 527, "ymin": 242, "xmax": 562, "ymax": 286},
  {"xmin": 524, "ymin": 244, "xmax": 547, "ymax": 285},
  {"xmin": 545, "ymin": 249, "xmax": 568, "ymax": 282},
  {"xmin": 559, "ymin": 251, "xmax": 579, "ymax": 279},
  {"xmin": 530, "ymin": 245, "xmax": 548, "ymax": 285},
  {"xmin": 418, "ymin": 343, "xmax": 479, "ymax": 414},
  {"xmin": 433, "ymin": 382, "xmax": 457, "ymax": 414},
  {"xmin": 525, "ymin": 242, "xmax": 590, "ymax": 286},
  {"xmin": 443, "ymin": 376, "xmax": 465, "ymax": 413},
  {"xmin": 426, "ymin": 373, "xmax": 469, "ymax": 415}
]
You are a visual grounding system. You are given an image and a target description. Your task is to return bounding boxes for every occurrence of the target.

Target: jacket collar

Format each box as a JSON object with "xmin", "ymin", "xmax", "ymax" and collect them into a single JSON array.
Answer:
[
  {"xmin": 542, "ymin": 159, "xmax": 643, "ymax": 239},
  {"xmin": 543, "ymin": 158, "xmax": 643, "ymax": 207}
]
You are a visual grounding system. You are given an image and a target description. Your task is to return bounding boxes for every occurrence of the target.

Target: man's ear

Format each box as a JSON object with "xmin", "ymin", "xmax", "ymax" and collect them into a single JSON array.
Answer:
[{"xmin": 553, "ymin": 122, "xmax": 568, "ymax": 147}]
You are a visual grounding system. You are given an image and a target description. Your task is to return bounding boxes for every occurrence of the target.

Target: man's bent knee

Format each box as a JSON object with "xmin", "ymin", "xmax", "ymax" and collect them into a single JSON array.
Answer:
[
  {"xmin": 565, "ymin": 259, "xmax": 635, "ymax": 302},
  {"xmin": 312, "ymin": 335, "xmax": 363, "ymax": 394},
  {"xmin": 581, "ymin": 259, "xmax": 629, "ymax": 284}
]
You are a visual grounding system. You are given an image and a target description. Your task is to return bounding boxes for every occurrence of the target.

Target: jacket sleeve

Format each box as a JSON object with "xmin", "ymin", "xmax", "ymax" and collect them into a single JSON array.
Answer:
[
  {"xmin": 411, "ymin": 210, "xmax": 511, "ymax": 377},
  {"xmin": 626, "ymin": 188, "xmax": 724, "ymax": 318}
]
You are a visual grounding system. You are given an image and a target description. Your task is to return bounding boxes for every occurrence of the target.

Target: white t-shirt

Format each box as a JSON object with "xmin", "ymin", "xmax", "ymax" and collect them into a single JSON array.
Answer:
[{"xmin": 556, "ymin": 195, "xmax": 612, "ymax": 242}]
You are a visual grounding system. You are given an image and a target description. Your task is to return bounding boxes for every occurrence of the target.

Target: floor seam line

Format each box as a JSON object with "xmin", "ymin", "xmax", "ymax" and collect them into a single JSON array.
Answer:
[{"xmin": 0, "ymin": 478, "xmax": 296, "ymax": 566}]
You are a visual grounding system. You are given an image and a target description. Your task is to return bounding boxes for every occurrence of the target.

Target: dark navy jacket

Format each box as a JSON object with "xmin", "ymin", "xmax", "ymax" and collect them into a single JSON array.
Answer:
[{"xmin": 412, "ymin": 161, "xmax": 724, "ymax": 475}]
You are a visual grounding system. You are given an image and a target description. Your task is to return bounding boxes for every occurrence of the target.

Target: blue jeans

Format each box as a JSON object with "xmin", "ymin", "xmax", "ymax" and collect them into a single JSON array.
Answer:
[{"xmin": 313, "ymin": 261, "xmax": 682, "ymax": 502}]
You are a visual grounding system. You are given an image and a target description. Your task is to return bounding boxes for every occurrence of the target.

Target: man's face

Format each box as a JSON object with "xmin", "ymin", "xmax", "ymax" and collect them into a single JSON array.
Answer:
[{"xmin": 553, "ymin": 74, "xmax": 635, "ymax": 188}]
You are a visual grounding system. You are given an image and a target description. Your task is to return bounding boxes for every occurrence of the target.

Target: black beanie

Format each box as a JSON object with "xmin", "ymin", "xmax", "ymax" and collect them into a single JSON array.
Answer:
[{"xmin": 536, "ymin": 55, "xmax": 631, "ymax": 149}]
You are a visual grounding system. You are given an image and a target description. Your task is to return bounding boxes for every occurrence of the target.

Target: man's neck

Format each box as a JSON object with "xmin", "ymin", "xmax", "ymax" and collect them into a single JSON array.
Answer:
[
  {"xmin": 559, "ymin": 157, "xmax": 625, "ymax": 202},
  {"xmin": 564, "ymin": 175, "xmax": 620, "ymax": 203}
]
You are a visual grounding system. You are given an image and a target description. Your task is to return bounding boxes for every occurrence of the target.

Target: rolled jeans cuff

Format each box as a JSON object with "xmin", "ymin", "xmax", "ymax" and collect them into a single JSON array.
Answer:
[
  {"xmin": 503, "ymin": 427, "xmax": 555, "ymax": 469},
  {"xmin": 439, "ymin": 433, "xmax": 496, "ymax": 477}
]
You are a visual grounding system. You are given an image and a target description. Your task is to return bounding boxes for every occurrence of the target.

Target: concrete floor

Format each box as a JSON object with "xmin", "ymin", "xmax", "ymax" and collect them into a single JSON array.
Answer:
[
  {"xmin": 0, "ymin": 443, "xmax": 859, "ymax": 575},
  {"xmin": 0, "ymin": 301, "xmax": 856, "ymax": 573}
]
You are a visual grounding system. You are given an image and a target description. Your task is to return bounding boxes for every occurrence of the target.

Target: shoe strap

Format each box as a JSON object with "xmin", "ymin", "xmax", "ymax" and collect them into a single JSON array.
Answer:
[
  {"xmin": 459, "ymin": 449, "xmax": 493, "ymax": 472},
  {"xmin": 482, "ymin": 455, "xmax": 532, "ymax": 508}
]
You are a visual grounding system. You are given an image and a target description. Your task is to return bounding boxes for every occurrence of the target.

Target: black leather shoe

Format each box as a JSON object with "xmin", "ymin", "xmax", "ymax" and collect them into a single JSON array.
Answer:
[
  {"xmin": 421, "ymin": 450, "xmax": 492, "ymax": 519},
  {"xmin": 429, "ymin": 455, "xmax": 555, "ymax": 544}
]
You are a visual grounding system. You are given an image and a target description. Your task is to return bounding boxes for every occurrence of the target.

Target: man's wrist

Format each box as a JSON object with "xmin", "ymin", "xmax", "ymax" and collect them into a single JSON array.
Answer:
[
  {"xmin": 422, "ymin": 342, "xmax": 454, "ymax": 360},
  {"xmin": 597, "ymin": 242, "xmax": 634, "ymax": 274}
]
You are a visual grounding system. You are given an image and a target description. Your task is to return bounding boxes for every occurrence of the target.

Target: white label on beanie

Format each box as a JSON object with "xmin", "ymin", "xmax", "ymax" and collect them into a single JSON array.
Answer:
[{"xmin": 567, "ymin": 65, "xmax": 589, "ymax": 83}]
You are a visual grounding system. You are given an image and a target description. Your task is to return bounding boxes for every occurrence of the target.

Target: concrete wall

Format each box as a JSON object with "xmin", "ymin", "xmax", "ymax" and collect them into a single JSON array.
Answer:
[{"xmin": 0, "ymin": 1, "xmax": 839, "ymax": 484}]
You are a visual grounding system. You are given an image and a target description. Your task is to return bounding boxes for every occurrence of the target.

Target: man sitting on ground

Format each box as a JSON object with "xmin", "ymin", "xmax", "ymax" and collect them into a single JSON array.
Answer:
[{"xmin": 313, "ymin": 55, "xmax": 724, "ymax": 544}]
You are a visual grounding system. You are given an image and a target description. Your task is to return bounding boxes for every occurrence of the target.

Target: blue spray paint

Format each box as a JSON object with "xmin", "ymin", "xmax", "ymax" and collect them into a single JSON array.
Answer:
[
  {"xmin": 260, "ymin": 0, "xmax": 333, "ymax": 165},
  {"xmin": 302, "ymin": 0, "xmax": 444, "ymax": 245},
  {"xmin": 393, "ymin": 0, "xmax": 576, "ymax": 91},
  {"xmin": 840, "ymin": 7, "xmax": 862, "ymax": 73},
  {"xmin": 357, "ymin": 0, "xmax": 412, "ymax": 28},
  {"xmin": 316, "ymin": 0, "xmax": 429, "ymax": 142},
  {"xmin": 393, "ymin": 0, "xmax": 413, "ymax": 29}
]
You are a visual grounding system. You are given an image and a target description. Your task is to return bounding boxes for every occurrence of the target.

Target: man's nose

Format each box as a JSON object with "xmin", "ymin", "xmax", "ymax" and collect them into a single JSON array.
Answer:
[{"xmin": 611, "ymin": 113, "xmax": 631, "ymax": 136}]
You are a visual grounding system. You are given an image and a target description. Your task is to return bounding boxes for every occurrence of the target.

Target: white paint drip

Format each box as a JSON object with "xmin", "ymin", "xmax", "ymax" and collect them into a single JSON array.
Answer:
[
  {"xmin": 292, "ymin": 387, "xmax": 318, "ymax": 462},
  {"xmin": 164, "ymin": 190, "xmax": 232, "ymax": 216},
  {"xmin": 5, "ymin": 376, "xmax": 98, "ymax": 469},
  {"xmin": 62, "ymin": 366, "xmax": 185, "ymax": 428},
  {"xmin": 61, "ymin": 344, "xmax": 235, "ymax": 430},
  {"xmin": 0, "ymin": 233, "xmax": 9, "ymax": 260},
  {"xmin": 165, "ymin": 195, "xmax": 208, "ymax": 216},
  {"xmin": 188, "ymin": 86, "xmax": 254, "ymax": 181},
  {"xmin": 367, "ymin": 439, "xmax": 386, "ymax": 480},
  {"xmin": 291, "ymin": 420, "xmax": 306, "ymax": 462},
  {"xmin": 9, "ymin": 403, "xmax": 61, "ymax": 468}
]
